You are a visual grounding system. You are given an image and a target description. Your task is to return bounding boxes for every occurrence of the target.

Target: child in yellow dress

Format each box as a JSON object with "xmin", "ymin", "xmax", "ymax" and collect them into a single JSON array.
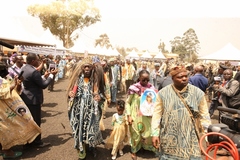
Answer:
[{"xmin": 105, "ymin": 100, "xmax": 128, "ymax": 160}]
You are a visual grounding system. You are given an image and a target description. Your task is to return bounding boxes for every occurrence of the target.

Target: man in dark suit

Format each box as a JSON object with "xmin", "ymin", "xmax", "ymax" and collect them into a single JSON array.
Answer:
[
  {"xmin": 189, "ymin": 65, "xmax": 208, "ymax": 92},
  {"xmin": 21, "ymin": 53, "xmax": 57, "ymax": 148},
  {"xmin": 46, "ymin": 54, "xmax": 56, "ymax": 92}
]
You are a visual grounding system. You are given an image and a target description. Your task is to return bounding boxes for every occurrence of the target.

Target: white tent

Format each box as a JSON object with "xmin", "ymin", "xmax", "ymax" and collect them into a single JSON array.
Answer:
[
  {"xmin": 105, "ymin": 47, "xmax": 113, "ymax": 56},
  {"xmin": 112, "ymin": 48, "xmax": 120, "ymax": 56},
  {"xmin": 0, "ymin": 16, "xmax": 55, "ymax": 47},
  {"xmin": 69, "ymin": 39, "xmax": 88, "ymax": 53},
  {"xmin": 40, "ymin": 29, "xmax": 67, "ymax": 50},
  {"xmin": 141, "ymin": 51, "xmax": 152, "ymax": 58},
  {"xmin": 106, "ymin": 48, "xmax": 119, "ymax": 56},
  {"xmin": 126, "ymin": 50, "xmax": 139, "ymax": 59},
  {"xmin": 87, "ymin": 46, "xmax": 97, "ymax": 55},
  {"xmin": 198, "ymin": 43, "xmax": 240, "ymax": 61},
  {"xmin": 154, "ymin": 51, "xmax": 166, "ymax": 59},
  {"xmin": 96, "ymin": 46, "xmax": 109, "ymax": 56}
]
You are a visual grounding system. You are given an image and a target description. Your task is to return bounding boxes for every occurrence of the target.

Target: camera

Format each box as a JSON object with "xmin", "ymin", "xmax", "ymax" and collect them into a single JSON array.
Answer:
[
  {"xmin": 207, "ymin": 107, "xmax": 240, "ymax": 153},
  {"xmin": 49, "ymin": 64, "xmax": 56, "ymax": 71}
]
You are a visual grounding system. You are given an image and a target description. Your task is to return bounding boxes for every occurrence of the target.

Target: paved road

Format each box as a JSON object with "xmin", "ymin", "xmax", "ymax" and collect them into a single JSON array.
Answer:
[{"xmin": 2, "ymin": 78, "xmax": 223, "ymax": 160}]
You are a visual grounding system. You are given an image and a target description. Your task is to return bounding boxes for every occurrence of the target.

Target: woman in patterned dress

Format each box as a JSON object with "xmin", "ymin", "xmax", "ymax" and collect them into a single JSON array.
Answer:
[{"xmin": 126, "ymin": 70, "xmax": 158, "ymax": 160}]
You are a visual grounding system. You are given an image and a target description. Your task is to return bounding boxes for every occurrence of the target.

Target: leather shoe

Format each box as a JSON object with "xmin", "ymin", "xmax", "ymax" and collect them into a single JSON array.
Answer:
[{"xmin": 90, "ymin": 147, "xmax": 97, "ymax": 157}]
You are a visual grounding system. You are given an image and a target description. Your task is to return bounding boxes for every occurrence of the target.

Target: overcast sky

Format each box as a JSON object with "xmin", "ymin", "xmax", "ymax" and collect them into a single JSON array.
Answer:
[{"xmin": 2, "ymin": 0, "xmax": 240, "ymax": 56}]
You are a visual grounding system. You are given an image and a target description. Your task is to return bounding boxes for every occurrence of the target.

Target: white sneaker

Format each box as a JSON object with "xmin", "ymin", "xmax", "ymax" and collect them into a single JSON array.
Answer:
[
  {"xmin": 119, "ymin": 150, "xmax": 123, "ymax": 156},
  {"xmin": 112, "ymin": 153, "xmax": 117, "ymax": 160}
]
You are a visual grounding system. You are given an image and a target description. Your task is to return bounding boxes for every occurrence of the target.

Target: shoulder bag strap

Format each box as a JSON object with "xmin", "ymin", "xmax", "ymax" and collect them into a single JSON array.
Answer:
[
  {"xmin": 11, "ymin": 66, "xmax": 20, "ymax": 75},
  {"xmin": 171, "ymin": 85, "xmax": 200, "ymax": 140}
]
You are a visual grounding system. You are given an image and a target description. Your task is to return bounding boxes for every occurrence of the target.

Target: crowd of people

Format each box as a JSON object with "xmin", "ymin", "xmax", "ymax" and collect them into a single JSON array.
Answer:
[{"xmin": 1, "ymin": 51, "xmax": 239, "ymax": 160}]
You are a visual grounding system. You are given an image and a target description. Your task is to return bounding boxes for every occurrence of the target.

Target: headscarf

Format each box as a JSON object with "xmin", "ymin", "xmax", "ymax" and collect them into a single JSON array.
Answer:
[
  {"xmin": 92, "ymin": 56, "xmax": 100, "ymax": 64},
  {"xmin": 169, "ymin": 66, "xmax": 187, "ymax": 77},
  {"xmin": 67, "ymin": 57, "xmax": 93, "ymax": 96}
]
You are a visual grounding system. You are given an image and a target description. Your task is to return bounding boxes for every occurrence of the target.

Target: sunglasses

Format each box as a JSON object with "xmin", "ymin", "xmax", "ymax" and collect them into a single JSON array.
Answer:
[{"xmin": 141, "ymin": 78, "xmax": 149, "ymax": 82}]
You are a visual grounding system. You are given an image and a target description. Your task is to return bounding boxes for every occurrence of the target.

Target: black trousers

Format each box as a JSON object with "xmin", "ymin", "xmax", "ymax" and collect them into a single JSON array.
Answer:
[
  {"xmin": 27, "ymin": 104, "xmax": 42, "ymax": 143},
  {"xmin": 48, "ymin": 75, "xmax": 55, "ymax": 91},
  {"xmin": 125, "ymin": 79, "xmax": 134, "ymax": 92}
]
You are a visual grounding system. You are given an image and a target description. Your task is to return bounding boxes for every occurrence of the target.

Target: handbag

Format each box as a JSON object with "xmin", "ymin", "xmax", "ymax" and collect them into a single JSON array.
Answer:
[{"xmin": 172, "ymin": 85, "xmax": 202, "ymax": 140}]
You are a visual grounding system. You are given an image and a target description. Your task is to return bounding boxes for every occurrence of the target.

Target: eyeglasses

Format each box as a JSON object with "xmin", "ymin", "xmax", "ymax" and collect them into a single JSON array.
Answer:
[{"xmin": 141, "ymin": 78, "xmax": 149, "ymax": 82}]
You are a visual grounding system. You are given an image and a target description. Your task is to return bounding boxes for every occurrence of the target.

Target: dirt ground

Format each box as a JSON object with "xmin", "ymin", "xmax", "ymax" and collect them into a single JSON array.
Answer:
[{"xmin": 1, "ymin": 78, "xmax": 226, "ymax": 160}]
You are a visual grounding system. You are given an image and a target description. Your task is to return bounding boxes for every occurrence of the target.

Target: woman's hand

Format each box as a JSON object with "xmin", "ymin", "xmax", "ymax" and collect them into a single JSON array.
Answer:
[
  {"xmin": 152, "ymin": 136, "xmax": 160, "ymax": 149},
  {"xmin": 127, "ymin": 115, "xmax": 133, "ymax": 125}
]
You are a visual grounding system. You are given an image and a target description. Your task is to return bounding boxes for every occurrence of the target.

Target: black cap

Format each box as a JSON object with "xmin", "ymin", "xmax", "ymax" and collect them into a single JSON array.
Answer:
[{"xmin": 218, "ymin": 64, "xmax": 229, "ymax": 70}]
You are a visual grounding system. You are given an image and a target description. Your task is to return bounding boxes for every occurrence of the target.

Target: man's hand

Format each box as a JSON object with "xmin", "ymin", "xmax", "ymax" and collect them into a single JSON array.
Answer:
[
  {"xmin": 69, "ymin": 91, "xmax": 76, "ymax": 98},
  {"xmin": 93, "ymin": 94, "xmax": 101, "ymax": 102},
  {"xmin": 152, "ymin": 136, "xmax": 160, "ymax": 149},
  {"xmin": 50, "ymin": 68, "xmax": 58, "ymax": 75},
  {"xmin": 44, "ymin": 70, "xmax": 50, "ymax": 79}
]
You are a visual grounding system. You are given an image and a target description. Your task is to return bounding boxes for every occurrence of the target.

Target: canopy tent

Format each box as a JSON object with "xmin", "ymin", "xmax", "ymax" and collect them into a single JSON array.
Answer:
[
  {"xmin": 111, "ymin": 48, "xmax": 120, "ymax": 56},
  {"xmin": 105, "ymin": 47, "xmax": 120, "ymax": 56},
  {"xmin": 0, "ymin": 17, "xmax": 55, "ymax": 47},
  {"xmin": 126, "ymin": 50, "xmax": 139, "ymax": 59},
  {"xmin": 69, "ymin": 39, "xmax": 88, "ymax": 54},
  {"xmin": 0, "ymin": 36, "xmax": 55, "ymax": 47},
  {"xmin": 154, "ymin": 51, "xmax": 166, "ymax": 59},
  {"xmin": 198, "ymin": 43, "xmax": 240, "ymax": 61},
  {"xmin": 87, "ymin": 46, "xmax": 97, "ymax": 55},
  {"xmin": 40, "ymin": 29, "xmax": 67, "ymax": 50},
  {"xmin": 95, "ymin": 45, "xmax": 108, "ymax": 56},
  {"xmin": 140, "ymin": 51, "xmax": 152, "ymax": 58}
]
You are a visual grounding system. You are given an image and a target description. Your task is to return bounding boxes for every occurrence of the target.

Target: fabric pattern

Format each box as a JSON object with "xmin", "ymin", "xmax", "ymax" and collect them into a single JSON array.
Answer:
[
  {"xmin": 151, "ymin": 84, "xmax": 211, "ymax": 159},
  {"xmin": 0, "ymin": 77, "xmax": 41, "ymax": 150},
  {"xmin": 124, "ymin": 64, "xmax": 135, "ymax": 80},
  {"xmin": 126, "ymin": 82, "xmax": 157, "ymax": 153},
  {"xmin": 105, "ymin": 113, "xmax": 128, "ymax": 155},
  {"xmin": 69, "ymin": 75, "xmax": 103, "ymax": 152}
]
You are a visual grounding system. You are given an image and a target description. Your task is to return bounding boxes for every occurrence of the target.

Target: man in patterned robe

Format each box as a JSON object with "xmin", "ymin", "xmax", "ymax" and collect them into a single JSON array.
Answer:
[{"xmin": 151, "ymin": 66, "xmax": 211, "ymax": 160}]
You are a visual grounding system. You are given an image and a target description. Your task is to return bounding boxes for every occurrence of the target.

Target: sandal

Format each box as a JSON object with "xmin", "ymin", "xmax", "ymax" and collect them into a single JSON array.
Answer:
[
  {"xmin": 2, "ymin": 151, "xmax": 22, "ymax": 159},
  {"xmin": 131, "ymin": 153, "xmax": 137, "ymax": 160},
  {"xmin": 78, "ymin": 144, "xmax": 86, "ymax": 160},
  {"xmin": 79, "ymin": 151, "xmax": 86, "ymax": 160}
]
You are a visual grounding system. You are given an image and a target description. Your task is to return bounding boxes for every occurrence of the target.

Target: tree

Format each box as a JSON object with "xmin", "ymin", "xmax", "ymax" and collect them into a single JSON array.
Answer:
[
  {"xmin": 116, "ymin": 46, "xmax": 127, "ymax": 57},
  {"xmin": 158, "ymin": 39, "xmax": 168, "ymax": 53},
  {"xmin": 170, "ymin": 36, "xmax": 182, "ymax": 53},
  {"xmin": 27, "ymin": 0, "xmax": 101, "ymax": 48},
  {"xmin": 170, "ymin": 28, "xmax": 200, "ymax": 61},
  {"xmin": 95, "ymin": 33, "xmax": 112, "ymax": 48},
  {"xmin": 182, "ymin": 28, "xmax": 200, "ymax": 60}
]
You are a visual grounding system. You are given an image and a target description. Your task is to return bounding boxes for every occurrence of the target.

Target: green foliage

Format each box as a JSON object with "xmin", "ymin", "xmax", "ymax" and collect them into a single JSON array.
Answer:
[
  {"xmin": 27, "ymin": 0, "xmax": 101, "ymax": 48},
  {"xmin": 116, "ymin": 46, "xmax": 127, "ymax": 57},
  {"xmin": 95, "ymin": 33, "xmax": 112, "ymax": 48},
  {"xmin": 158, "ymin": 41, "xmax": 168, "ymax": 53},
  {"xmin": 169, "ymin": 28, "xmax": 200, "ymax": 61}
]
